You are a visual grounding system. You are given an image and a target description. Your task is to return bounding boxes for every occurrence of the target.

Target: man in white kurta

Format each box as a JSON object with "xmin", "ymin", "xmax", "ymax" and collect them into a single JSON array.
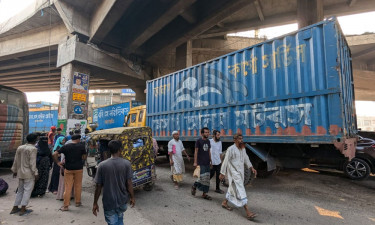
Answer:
[
  {"xmin": 168, "ymin": 131, "xmax": 190, "ymax": 189},
  {"xmin": 219, "ymin": 133, "xmax": 257, "ymax": 220}
]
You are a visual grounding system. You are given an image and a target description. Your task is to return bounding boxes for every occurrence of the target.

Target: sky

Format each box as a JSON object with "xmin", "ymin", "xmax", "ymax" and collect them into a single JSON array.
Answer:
[{"xmin": 1, "ymin": 0, "xmax": 375, "ymax": 116}]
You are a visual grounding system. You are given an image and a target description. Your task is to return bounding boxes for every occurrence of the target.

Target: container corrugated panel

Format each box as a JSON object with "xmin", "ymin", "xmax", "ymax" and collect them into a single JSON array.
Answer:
[{"xmin": 146, "ymin": 18, "xmax": 356, "ymax": 144}]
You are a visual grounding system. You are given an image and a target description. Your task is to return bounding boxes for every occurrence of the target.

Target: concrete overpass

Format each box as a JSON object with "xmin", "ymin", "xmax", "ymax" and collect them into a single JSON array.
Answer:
[{"xmin": 0, "ymin": 0, "xmax": 374, "ymax": 100}]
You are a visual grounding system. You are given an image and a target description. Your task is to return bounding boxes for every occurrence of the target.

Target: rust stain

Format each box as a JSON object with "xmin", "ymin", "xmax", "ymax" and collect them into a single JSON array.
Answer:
[
  {"xmin": 255, "ymin": 126, "xmax": 261, "ymax": 135},
  {"xmin": 182, "ymin": 130, "xmax": 186, "ymax": 136},
  {"xmin": 316, "ymin": 126, "xmax": 327, "ymax": 135},
  {"xmin": 167, "ymin": 131, "xmax": 170, "ymax": 136},
  {"xmin": 220, "ymin": 129, "xmax": 226, "ymax": 136},
  {"xmin": 284, "ymin": 127, "xmax": 297, "ymax": 135},
  {"xmin": 194, "ymin": 130, "xmax": 197, "ymax": 136},
  {"xmin": 276, "ymin": 127, "xmax": 283, "ymax": 135},
  {"xmin": 188, "ymin": 130, "xmax": 191, "ymax": 136},
  {"xmin": 301, "ymin": 125, "xmax": 312, "ymax": 135},
  {"xmin": 265, "ymin": 127, "xmax": 272, "ymax": 135},
  {"xmin": 246, "ymin": 128, "xmax": 251, "ymax": 135},
  {"xmin": 329, "ymin": 125, "xmax": 340, "ymax": 136},
  {"xmin": 228, "ymin": 129, "xmax": 233, "ymax": 136},
  {"xmin": 236, "ymin": 128, "xmax": 242, "ymax": 134}
]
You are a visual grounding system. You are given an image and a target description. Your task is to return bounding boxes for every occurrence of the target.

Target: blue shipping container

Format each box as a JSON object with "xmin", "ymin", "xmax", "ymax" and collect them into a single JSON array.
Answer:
[
  {"xmin": 146, "ymin": 18, "xmax": 356, "ymax": 158},
  {"xmin": 29, "ymin": 110, "xmax": 58, "ymax": 132},
  {"xmin": 93, "ymin": 102, "xmax": 130, "ymax": 130}
]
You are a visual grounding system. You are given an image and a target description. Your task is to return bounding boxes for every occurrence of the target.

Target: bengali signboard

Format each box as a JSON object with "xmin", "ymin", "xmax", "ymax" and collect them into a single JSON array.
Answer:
[
  {"xmin": 29, "ymin": 110, "xmax": 58, "ymax": 132},
  {"xmin": 93, "ymin": 102, "xmax": 130, "ymax": 130}
]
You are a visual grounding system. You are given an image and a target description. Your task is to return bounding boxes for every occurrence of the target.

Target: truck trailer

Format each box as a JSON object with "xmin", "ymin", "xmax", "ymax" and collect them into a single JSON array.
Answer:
[{"xmin": 144, "ymin": 18, "xmax": 357, "ymax": 175}]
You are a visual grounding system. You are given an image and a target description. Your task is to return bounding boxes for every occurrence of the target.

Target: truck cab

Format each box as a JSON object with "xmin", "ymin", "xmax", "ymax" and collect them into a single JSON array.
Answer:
[{"xmin": 124, "ymin": 105, "xmax": 146, "ymax": 127}]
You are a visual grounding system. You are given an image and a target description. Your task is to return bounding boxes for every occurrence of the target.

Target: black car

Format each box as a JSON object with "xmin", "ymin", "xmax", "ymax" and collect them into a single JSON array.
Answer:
[
  {"xmin": 343, "ymin": 136, "xmax": 375, "ymax": 180},
  {"xmin": 310, "ymin": 136, "xmax": 375, "ymax": 180}
]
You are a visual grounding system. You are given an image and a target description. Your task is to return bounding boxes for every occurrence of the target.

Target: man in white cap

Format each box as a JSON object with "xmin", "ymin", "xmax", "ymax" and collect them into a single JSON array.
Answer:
[{"xmin": 168, "ymin": 131, "xmax": 190, "ymax": 189}]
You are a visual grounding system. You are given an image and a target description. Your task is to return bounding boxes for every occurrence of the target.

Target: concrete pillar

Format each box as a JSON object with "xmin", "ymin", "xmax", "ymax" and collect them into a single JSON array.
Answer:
[
  {"xmin": 297, "ymin": 0, "xmax": 324, "ymax": 29},
  {"xmin": 175, "ymin": 40, "xmax": 192, "ymax": 70},
  {"xmin": 132, "ymin": 86, "xmax": 146, "ymax": 103},
  {"xmin": 57, "ymin": 63, "xmax": 90, "ymax": 135}
]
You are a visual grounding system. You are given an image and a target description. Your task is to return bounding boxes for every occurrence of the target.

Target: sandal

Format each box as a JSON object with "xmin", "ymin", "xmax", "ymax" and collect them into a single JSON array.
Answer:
[
  {"xmin": 246, "ymin": 213, "xmax": 257, "ymax": 220},
  {"xmin": 202, "ymin": 194, "xmax": 212, "ymax": 200},
  {"xmin": 19, "ymin": 209, "xmax": 33, "ymax": 216},
  {"xmin": 75, "ymin": 202, "xmax": 82, "ymax": 207},
  {"xmin": 59, "ymin": 206, "xmax": 69, "ymax": 211},
  {"xmin": 221, "ymin": 204, "xmax": 233, "ymax": 211},
  {"xmin": 191, "ymin": 186, "xmax": 196, "ymax": 196},
  {"xmin": 215, "ymin": 189, "xmax": 224, "ymax": 194}
]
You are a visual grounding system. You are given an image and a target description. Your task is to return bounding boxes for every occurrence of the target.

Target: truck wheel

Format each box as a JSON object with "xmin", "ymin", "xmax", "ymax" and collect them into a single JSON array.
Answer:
[
  {"xmin": 344, "ymin": 158, "xmax": 370, "ymax": 180},
  {"xmin": 256, "ymin": 162, "xmax": 279, "ymax": 178},
  {"xmin": 143, "ymin": 182, "xmax": 154, "ymax": 191}
]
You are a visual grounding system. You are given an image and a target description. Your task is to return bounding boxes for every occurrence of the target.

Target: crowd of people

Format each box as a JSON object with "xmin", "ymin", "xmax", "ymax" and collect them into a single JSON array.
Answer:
[
  {"xmin": 10, "ymin": 126, "xmax": 90, "ymax": 215},
  {"xmin": 9, "ymin": 125, "xmax": 258, "ymax": 223},
  {"xmin": 168, "ymin": 127, "xmax": 258, "ymax": 220}
]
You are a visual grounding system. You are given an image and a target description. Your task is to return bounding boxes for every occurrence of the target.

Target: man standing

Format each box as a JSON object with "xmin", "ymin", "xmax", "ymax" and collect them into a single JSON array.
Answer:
[
  {"xmin": 191, "ymin": 127, "xmax": 212, "ymax": 200},
  {"xmin": 53, "ymin": 134, "xmax": 86, "ymax": 211},
  {"xmin": 168, "ymin": 131, "xmax": 190, "ymax": 189},
  {"xmin": 10, "ymin": 133, "xmax": 39, "ymax": 216},
  {"xmin": 53, "ymin": 128, "xmax": 64, "ymax": 145},
  {"xmin": 47, "ymin": 126, "xmax": 56, "ymax": 150},
  {"xmin": 219, "ymin": 133, "xmax": 257, "ymax": 220},
  {"xmin": 209, "ymin": 130, "xmax": 224, "ymax": 194},
  {"xmin": 92, "ymin": 140, "xmax": 135, "ymax": 225}
]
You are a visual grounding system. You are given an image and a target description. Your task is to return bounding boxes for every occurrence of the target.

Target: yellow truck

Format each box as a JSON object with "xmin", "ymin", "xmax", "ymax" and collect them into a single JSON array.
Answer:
[{"xmin": 124, "ymin": 105, "xmax": 146, "ymax": 127}]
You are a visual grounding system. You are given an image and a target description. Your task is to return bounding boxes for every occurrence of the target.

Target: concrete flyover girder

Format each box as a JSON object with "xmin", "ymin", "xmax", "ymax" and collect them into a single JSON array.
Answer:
[
  {"xmin": 199, "ymin": 0, "xmax": 375, "ymax": 38},
  {"xmin": 0, "ymin": 23, "xmax": 69, "ymax": 60},
  {"xmin": 353, "ymin": 69, "xmax": 375, "ymax": 101},
  {"xmin": 54, "ymin": 0, "xmax": 90, "ymax": 37},
  {"xmin": 139, "ymin": 0, "xmax": 253, "ymax": 60},
  {"xmin": 347, "ymin": 33, "xmax": 375, "ymax": 47},
  {"xmin": 89, "ymin": 0, "xmax": 134, "ymax": 44},
  {"xmin": 121, "ymin": 0, "xmax": 197, "ymax": 55},
  {"xmin": 57, "ymin": 35, "xmax": 151, "ymax": 86},
  {"xmin": 0, "ymin": 56, "xmax": 57, "ymax": 71}
]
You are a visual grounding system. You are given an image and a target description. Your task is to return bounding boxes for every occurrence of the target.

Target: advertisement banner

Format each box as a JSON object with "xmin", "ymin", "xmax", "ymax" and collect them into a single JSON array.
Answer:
[
  {"xmin": 93, "ymin": 102, "xmax": 130, "ymax": 130},
  {"xmin": 57, "ymin": 119, "xmax": 67, "ymax": 135},
  {"xmin": 71, "ymin": 72, "xmax": 89, "ymax": 120},
  {"xmin": 66, "ymin": 119, "xmax": 87, "ymax": 136},
  {"xmin": 29, "ymin": 110, "xmax": 58, "ymax": 132}
]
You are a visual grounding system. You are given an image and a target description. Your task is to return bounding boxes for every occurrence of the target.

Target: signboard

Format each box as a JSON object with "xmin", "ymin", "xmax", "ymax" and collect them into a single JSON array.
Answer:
[
  {"xmin": 66, "ymin": 119, "xmax": 87, "ymax": 136},
  {"xmin": 72, "ymin": 72, "xmax": 89, "ymax": 93},
  {"xmin": 93, "ymin": 102, "xmax": 130, "ymax": 130},
  {"xmin": 70, "ymin": 72, "xmax": 89, "ymax": 119},
  {"xmin": 122, "ymin": 89, "xmax": 135, "ymax": 94},
  {"xmin": 29, "ymin": 110, "xmax": 58, "ymax": 132},
  {"xmin": 72, "ymin": 93, "xmax": 87, "ymax": 102},
  {"xmin": 57, "ymin": 119, "xmax": 67, "ymax": 135}
]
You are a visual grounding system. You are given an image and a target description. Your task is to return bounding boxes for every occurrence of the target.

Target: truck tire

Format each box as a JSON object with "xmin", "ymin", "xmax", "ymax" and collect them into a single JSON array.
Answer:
[
  {"xmin": 255, "ymin": 161, "xmax": 279, "ymax": 178},
  {"xmin": 344, "ymin": 158, "xmax": 370, "ymax": 180}
]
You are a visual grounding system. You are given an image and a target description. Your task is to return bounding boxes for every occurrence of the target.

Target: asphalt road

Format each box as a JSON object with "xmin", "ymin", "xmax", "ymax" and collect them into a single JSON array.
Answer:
[{"xmin": 1, "ymin": 157, "xmax": 375, "ymax": 225}]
